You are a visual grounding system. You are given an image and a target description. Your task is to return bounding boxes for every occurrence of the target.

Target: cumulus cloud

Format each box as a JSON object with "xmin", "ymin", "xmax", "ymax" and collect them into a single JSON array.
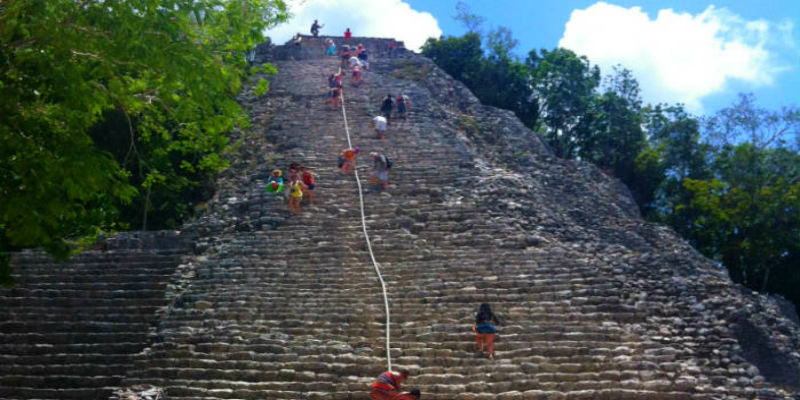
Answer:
[
  {"xmin": 266, "ymin": 0, "xmax": 442, "ymax": 51},
  {"xmin": 558, "ymin": 2, "xmax": 793, "ymax": 113}
]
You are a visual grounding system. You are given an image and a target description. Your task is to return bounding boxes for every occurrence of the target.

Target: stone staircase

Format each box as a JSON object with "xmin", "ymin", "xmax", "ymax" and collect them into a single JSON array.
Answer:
[
  {"xmin": 0, "ymin": 231, "xmax": 191, "ymax": 399},
  {"xmin": 1, "ymin": 36, "xmax": 798, "ymax": 400}
]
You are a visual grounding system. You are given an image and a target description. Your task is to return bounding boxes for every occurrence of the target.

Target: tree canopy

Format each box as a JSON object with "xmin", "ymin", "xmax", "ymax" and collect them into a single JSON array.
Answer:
[{"xmin": 1, "ymin": 0, "xmax": 288, "ymax": 284}]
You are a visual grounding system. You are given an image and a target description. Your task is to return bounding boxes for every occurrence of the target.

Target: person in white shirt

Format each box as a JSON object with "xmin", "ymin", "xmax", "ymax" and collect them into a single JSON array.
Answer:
[{"xmin": 372, "ymin": 115, "xmax": 387, "ymax": 139}]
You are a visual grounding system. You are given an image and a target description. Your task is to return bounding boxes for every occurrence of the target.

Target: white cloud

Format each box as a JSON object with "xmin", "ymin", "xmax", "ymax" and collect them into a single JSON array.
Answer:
[
  {"xmin": 266, "ymin": 0, "xmax": 442, "ymax": 51},
  {"xmin": 558, "ymin": 2, "xmax": 791, "ymax": 113}
]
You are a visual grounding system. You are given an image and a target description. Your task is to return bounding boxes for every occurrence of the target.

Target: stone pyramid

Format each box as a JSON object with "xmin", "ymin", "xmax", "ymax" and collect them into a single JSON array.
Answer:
[{"xmin": 1, "ymin": 35, "xmax": 798, "ymax": 400}]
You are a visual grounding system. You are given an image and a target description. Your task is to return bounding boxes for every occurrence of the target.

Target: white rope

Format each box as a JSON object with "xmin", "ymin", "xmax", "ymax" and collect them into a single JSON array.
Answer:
[{"xmin": 339, "ymin": 86, "xmax": 393, "ymax": 372}]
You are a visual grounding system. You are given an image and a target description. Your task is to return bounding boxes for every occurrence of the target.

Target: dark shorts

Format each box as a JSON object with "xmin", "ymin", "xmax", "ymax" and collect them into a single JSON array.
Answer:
[
  {"xmin": 476, "ymin": 323, "xmax": 495, "ymax": 334},
  {"xmin": 306, "ymin": 184, "xmax": 315, "ymax": 190}
]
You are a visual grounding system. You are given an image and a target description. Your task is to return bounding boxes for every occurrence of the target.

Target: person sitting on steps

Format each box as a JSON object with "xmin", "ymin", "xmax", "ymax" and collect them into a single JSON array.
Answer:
[
  {"xmin": 370, "ymin": 369, "xmax": 409, "ymax": 400},
  {"xmin": 472, "ymin": 302, "xmax": 502, "ymax": 360},
  {"xmin": 266, "ymin": 169, "xmax": 284, "ymax": 194},
  {"xmin": 325, "ymin": 38, "xmax": 336, "ymax": 56}
]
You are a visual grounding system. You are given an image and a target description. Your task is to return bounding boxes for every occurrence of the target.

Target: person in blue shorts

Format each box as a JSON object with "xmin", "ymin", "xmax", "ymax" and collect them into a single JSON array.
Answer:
[{"xmin": 472, "ymin": 302, "xmax": 501, "ymax": 359}]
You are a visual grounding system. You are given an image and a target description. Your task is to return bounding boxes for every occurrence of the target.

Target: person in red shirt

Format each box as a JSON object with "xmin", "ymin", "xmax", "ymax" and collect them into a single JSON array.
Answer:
[
  {"xmin": 300, "ymin": 166, "xmax": 315, "ymax": 205},
  {"xmin": 370, "ymin": 370, "xmax": 409, "ymax": 400},
  {"xmin": 344, "ymin": 28, "xmax": 352, "ymax": 39}
]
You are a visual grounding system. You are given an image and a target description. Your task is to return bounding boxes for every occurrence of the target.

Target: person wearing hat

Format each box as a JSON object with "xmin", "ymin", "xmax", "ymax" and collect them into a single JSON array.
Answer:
[{"xmin": 266, "ymin": 169, "xmax": 284, "ymax": 194}]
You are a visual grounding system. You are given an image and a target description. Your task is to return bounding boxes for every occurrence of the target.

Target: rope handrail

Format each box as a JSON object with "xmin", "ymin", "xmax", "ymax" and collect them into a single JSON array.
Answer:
[{"xmin": 338, "ymin": 87, "xmax": 393, "ymax": 372}]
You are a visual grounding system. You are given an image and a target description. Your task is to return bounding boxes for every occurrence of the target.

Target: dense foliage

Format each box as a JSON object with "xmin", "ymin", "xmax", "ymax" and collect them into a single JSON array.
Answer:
[
  {"xmin": 1, "ymin": 0, "xmax": 288, "ymax": 284},
  {"xmin": 423, "ymin": 29, "xmax": 800, "ymax": 308}
]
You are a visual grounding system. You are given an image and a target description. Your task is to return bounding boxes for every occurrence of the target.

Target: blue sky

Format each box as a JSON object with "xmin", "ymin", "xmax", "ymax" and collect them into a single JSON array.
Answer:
[{"xmin": 269, "ymin": 0, "xmax": 799, "ymax": 116}]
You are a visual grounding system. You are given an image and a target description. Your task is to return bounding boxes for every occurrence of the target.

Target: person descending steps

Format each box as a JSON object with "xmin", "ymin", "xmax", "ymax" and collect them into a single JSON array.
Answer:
[
  {"xmin": 351, "ymin": 63, "xmax": 363, "ymax": 86},
  {"xmin": 287, "ymin": 175, "xmax": 307, "ymax": 216},
  {"xmin": 380, "ymin": 94, "xmax": 394, "ymax": 123},
  {"xmin": 340, "ymin": 45, "xmax": 351, "ymax": 69},
  {"xmin": 358, "ymin": 47, "xmax": 370, "ymax": 69},
  {"xmin": 370, "ymin": 369, "xmax": 410, "ymax": 400},
  {"xmin": 370, "ymin": 152, "xmax": 391, "ymax": 190},
  {"xmin": 338, "ymin": 147, "xmax": 359, "ymax": 174},
  {"xmin": 396, "ymin": 94, "xmax": 410, "ymax": 120},
  {"xmin": 328, "ymin": 71, "xmax": 343, "ymax": 110},
  {"xmin": 300, "ymin": 166, "xmax": 315, "ymax": 205}
]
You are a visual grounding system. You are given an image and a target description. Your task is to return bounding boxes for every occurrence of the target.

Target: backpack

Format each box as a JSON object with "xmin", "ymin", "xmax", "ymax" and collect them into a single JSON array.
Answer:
[{"xmin": 385, "ymin": 156, "xmax": 392, "ymax": 169}]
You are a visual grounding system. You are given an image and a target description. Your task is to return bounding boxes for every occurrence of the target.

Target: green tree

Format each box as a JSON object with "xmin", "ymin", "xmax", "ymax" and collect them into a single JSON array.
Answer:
[
  {"xmin": 703, "ymin": 92, "xmax": 800, "ymax": 150},
  {"xmin": 453, "ymin": 1, "xmax": 485, "ymax": 34},
  {"xmin": 526, "ymin": 48, "xmax": 600, "ymax": 158},
  {"xmin": 643, "ymin": 104, "xmax": 712, "ymax": 236},
  {"xmin": 681, "ymin": 144, "xmax": 800, "ymax": 305},
  {"xmin": 0, "ymin": 0, "xmax": 288, "ymax": 285},
  {"xmin": 422, "ymin": 30, "xmax": 538, "ymax": 132},
  {"xmin": 485, "ymin": 26, "xmax": 517, "ymax": 61},
  {"xmin": 581, "ymin": 91, "xmax": 647, "ymax": 194},
  {"xmin": 421, "ymin": 33, "xmax": 484, "ymax": 85}
]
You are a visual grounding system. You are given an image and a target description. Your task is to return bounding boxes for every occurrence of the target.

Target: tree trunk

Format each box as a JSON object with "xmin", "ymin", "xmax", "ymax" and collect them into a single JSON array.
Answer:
[
  {"xmin": 142, "ymin": 186, "xmax": 151, "ymax": 231},
  {"xmin": 761, "ymin": 265, "xmax": 771, "ymax": 292}
]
